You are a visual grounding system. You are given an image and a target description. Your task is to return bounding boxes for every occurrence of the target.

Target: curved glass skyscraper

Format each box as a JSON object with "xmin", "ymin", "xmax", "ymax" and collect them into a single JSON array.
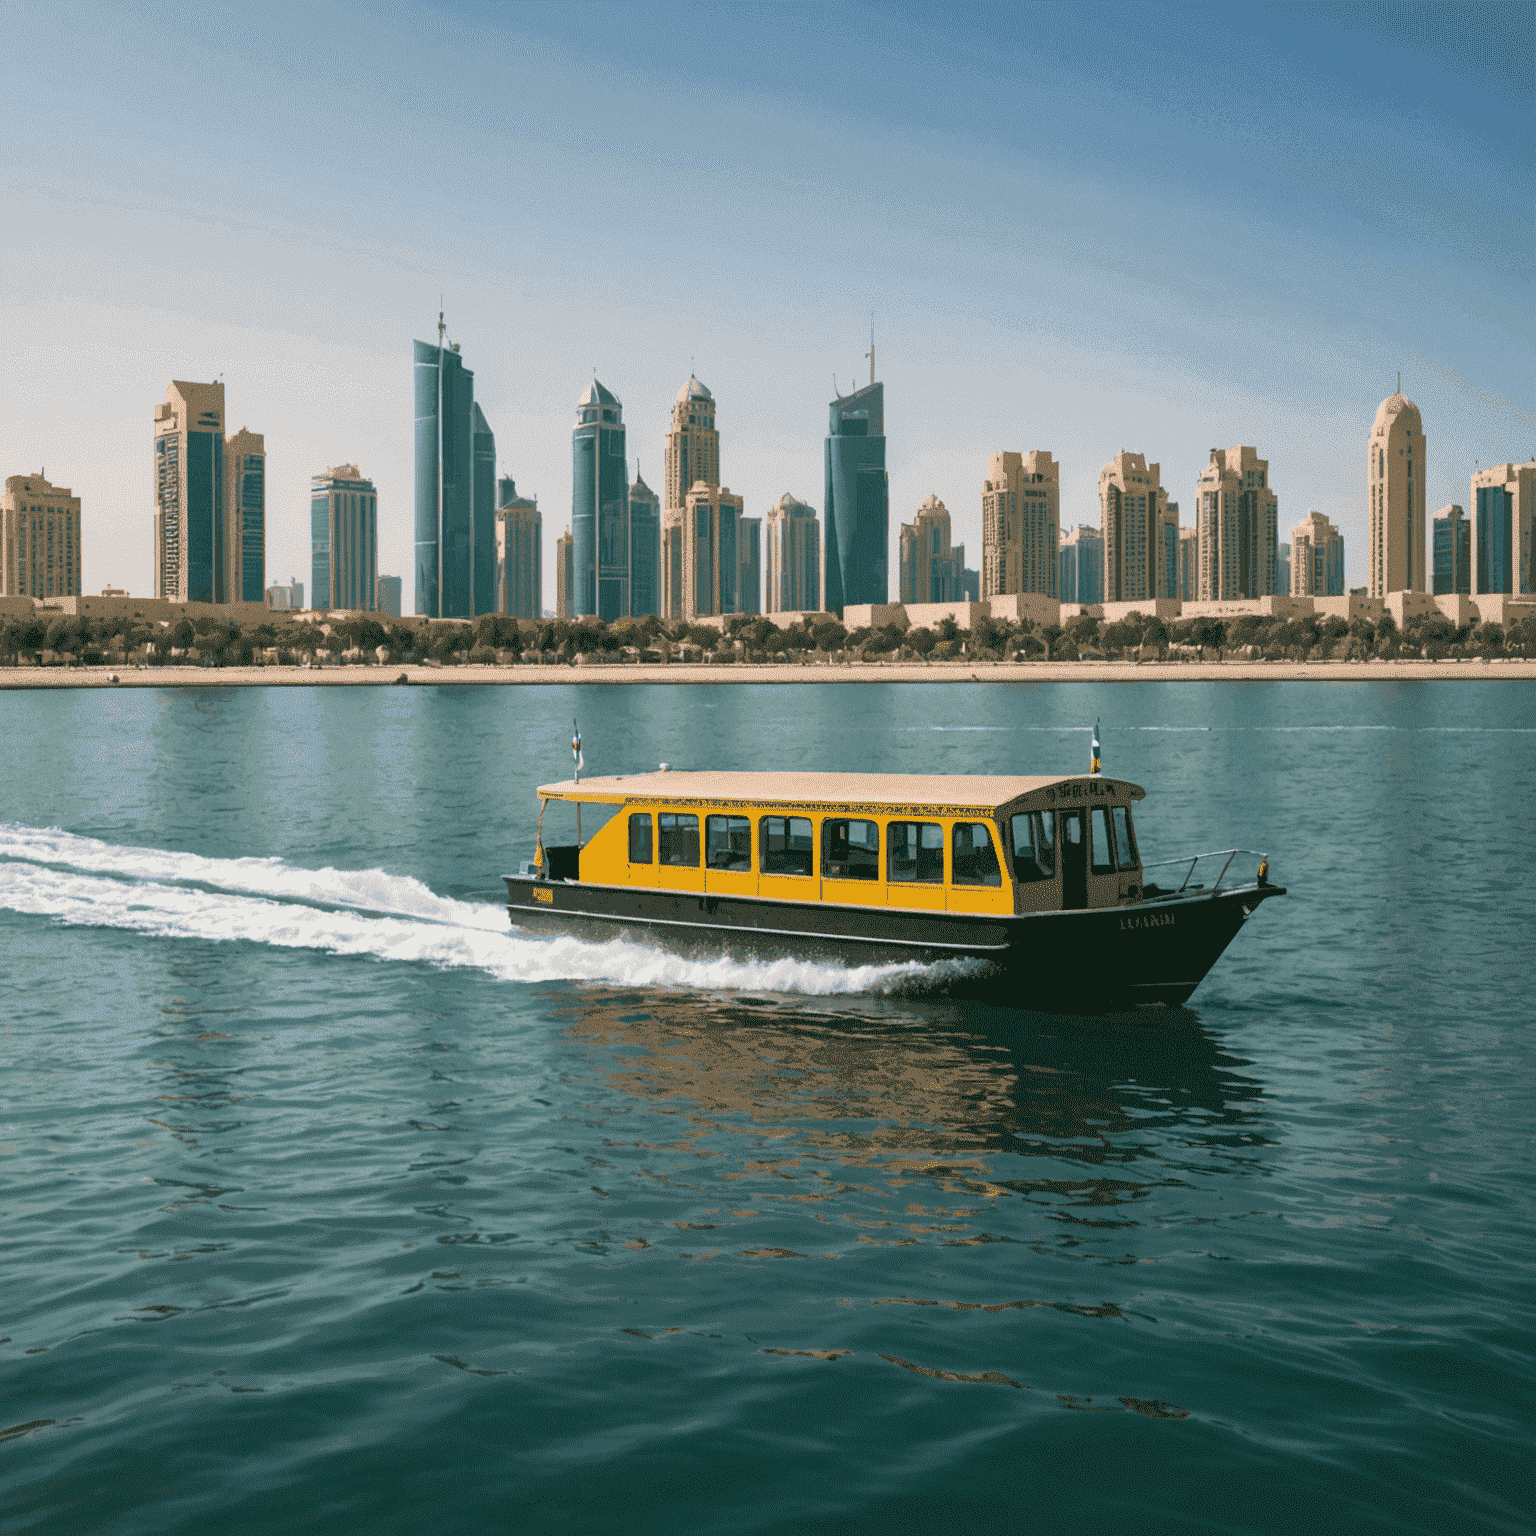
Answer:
[
  {"xmin": 823, "ymin": 380, "xmax": 887, "ymax": 613},
  {"xmin": 572, "ymin": 380, "xmax": 628, "ymax": 619},
  {"xmin": 414, "ymin": 334, "xmax": 496, "ymax": 619}
]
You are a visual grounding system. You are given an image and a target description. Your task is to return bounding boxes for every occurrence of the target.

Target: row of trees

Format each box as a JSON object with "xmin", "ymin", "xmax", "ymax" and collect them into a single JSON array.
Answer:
[{"xmin": 3, "ymin": 604, "xmax": 1531, "ymax": 666}]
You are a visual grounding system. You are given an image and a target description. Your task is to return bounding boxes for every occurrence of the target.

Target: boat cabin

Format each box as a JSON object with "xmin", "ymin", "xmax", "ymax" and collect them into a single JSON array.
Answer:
[{"xmin": 533, "ymin": 770, "xmax": 1147, "ymax": 916}]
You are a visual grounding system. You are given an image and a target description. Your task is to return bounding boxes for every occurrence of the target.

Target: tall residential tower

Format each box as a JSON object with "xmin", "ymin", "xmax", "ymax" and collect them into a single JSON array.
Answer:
[
  {"xmin": 1367, "ymin": 388, "xmax": 1425, "ymax": 596},
  {"xmin": 1196, "ymin": 446, "xmax": 1279, "ymax": 601},
  {"xmin": 311, "ymin": 465, "xmax": 378, "ymax": 611},
  {"xmin": 981, "ymin": 450, "xmax": 1058, "ymax": 600},
  {"xmin": 766, "ymin": 494, "xmax": 820, "ymax": 614}
]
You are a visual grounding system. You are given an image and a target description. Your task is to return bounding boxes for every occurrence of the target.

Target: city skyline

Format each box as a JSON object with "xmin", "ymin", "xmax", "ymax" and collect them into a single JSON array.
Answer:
[{"xmin": 1, "ymin": 5, "xmax": 1528, "ymax": 610}]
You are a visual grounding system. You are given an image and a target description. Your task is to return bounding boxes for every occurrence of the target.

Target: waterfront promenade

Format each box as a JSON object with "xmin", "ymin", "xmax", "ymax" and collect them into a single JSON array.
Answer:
[{"xmin": 4, "ymin": 658, "xmax": 1534, "ymax": 687}]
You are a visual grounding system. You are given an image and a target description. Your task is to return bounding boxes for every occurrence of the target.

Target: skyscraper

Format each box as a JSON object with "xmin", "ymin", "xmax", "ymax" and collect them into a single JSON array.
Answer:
[
  {"xmin": 155, "ymin": 380, "xmax": 225, "ymax": 602},
  {"xmin": 664, "ymin": 376, "xmax": 719, "ymax": 521},
  {"xmin": 1196, "ymin": 447, "xmax": 1279, "ymax": 601},
  {"xmin": 1099, "ymin": 452, "xmax": 1171, "ymax": 603},
  {"xmin": 765, "ymin": 494, "xmax": 820, "ymax": 613},
  {"xmin": 899, "ymin": 494, "xmax": 966, "ymax": 603},
  {"xmin": 1160, "ymin": 498, "xmax": 1181, "ymax": 599},
  {"xmin": 1058, "ymin": 525, "xmax": 1104, "ymax": 605},
  {"xmin": 672, "ymin": 483, "xmax": 746, "ymax": 620},
  {"xmin": 662, "ymin": 376, "xmax": 720, "ymax": 622},
  {"xmin": 376, "ymin": 575, "xmax": 403, "ymax": 617},
  {"xmin": 225, "ymin": 428, "xmax": 265, "ymax": 604},
  {"xmin": 1177, "ymin": 527, "xmax": 1198, "ymax": 602},
  {"xmin": 1290, "ymin": 511, "xmax": 1345, "ymax": 597},
  {"xmin": 738, "ymin": 516, "xmax": 762, "ymax": 615},
  {"xmin": 1432, "ymin": 504, "xmax": 1470, "ymax": 596},
  {"xmin": 311, "ymin": 465, "xmax": 378, "ymax": 611},
  {"xmin": 472, "ymin": 403, "xmax": 497, "ymax": 619},
  {"xmin": 494, "ymin": 475, "xmax": 541, "ymax": 619},
  {"xmin": 414, "ymin": 330, "xmax": 476, "ymax": 618},
  {"xmin": 824, "ymin": 380, "xmax": 888, "ymax": 613},
  {"xmin": 572, "ymin": 379, "xmax": 628, "ymax": 619},
  {"xmin": 2, "ymin": 473, "xmax": 81, "ymax": 599},
  {"xmin": 628, "ymin": 470, "xmax": 661, "ymax": 618},
  {"xmin": 981, "ymin": 450, "xmax": 1058, "ymax": 600},
  {"xmin": 1471, "ymin": 461, "xmax": 1535, "ymax": 595},
  {"xmin": 555, "ymin": 528, "xmax": 574, "ymax": 620},
  {"xmin": 1367, "ymin": 388, "xmax": 1425, "ymax": 596}
]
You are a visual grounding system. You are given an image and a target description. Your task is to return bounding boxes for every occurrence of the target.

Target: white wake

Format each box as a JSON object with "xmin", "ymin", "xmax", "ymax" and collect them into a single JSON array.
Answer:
[{"xmin": 0, "ymin": 825, "xmax": 954, "ymax": 996}]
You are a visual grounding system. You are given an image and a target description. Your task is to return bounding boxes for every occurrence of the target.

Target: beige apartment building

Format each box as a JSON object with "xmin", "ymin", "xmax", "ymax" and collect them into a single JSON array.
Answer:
[
  {"xmin": 664, "ymin": 482, "xmax": 748, "ymax": 620},
  {"xmin": 1177, "ymin": 525, "xmax": 1198, "ymax": 601},
  {"xmin": 1290, "ymin": 510, "xmax": 1345, "ymax": 597},
  {"xmin": 1368, "ymin": 389, "xmax": 1425, "ymax": 596},
  {"xmin": 1196, "ymin": 446, "xmax": 1279, "ymax": 601},
  {"xmin": 1470, "ymin": 460, "xmax": 1536, "ymax": 596},
  {"xmin": 1099, "ymin": 452, "xmax": 1174, "ymax": 603},
  {"xmin": 2, "ymin": 473, "xmax": 82, "ymax": 600},
  {"xmin": 981, "ymin": 450, "xmax": 1058, "ymax": 599},
  {"xmin": 899, "ymin": 494, "xmax": 967, "ymax": 604},
  {"xmin": 555, "ymin": 528, "xmax": 574, "ymax": 620},
  {"xmin": 661, "ymin": 374, "xmax": 724, "ymax": 620},
  {"xmin": 765, "ymin": 494, "xmax": 820, "ymax": 614}
]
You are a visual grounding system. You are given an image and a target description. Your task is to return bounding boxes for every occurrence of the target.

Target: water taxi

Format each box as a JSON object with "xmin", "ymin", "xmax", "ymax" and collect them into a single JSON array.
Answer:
[{"xmin": 504, "ymin": 769, "xmax": 1284, "ymax": 1009}]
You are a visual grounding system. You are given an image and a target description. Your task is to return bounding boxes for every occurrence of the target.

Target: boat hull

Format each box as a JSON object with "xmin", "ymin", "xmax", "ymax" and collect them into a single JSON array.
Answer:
[{"xmin": 503, "ymin": 876, "xmax": 1285, "ymax": 1010}]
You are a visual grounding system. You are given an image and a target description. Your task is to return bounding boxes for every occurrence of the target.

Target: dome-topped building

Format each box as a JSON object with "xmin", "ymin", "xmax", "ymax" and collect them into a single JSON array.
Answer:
[
  {"xmin": 676, "ymin": 374, "xmax": 713, "ymax": 407},
  {"xmin": 1368, "ymin": 385, "xmax": 1425, "ymax": 596}
]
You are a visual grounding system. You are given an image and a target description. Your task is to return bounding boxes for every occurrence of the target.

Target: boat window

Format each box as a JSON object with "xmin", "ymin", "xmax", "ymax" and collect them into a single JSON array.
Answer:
[
  {"xmin": 952, "ymin": 823, "xmax": 1002, "ymax": 886},
  {"xmin": 1112, "ymin": 806, "xmax": 1137, "ymax": 869},
  {"xmin": 628, "ymin": 813, "xmax": 653, "ymax": 864},
  {"xmin": 1091, "ymin": 807, "xmax": 1115, "ymax": 873},
  {"xmin": 1010, "ymin": 813, "xmax": 1052, "ymax": 883},
  {"xmin": 887, "ymin": 822, "xmax": 944, "ymax": 883},
  {"xmin": 1035, "ymin": 812, "xmax": 1055, "ymax": 874},
  {"xmin": 706, "ymin": 815, "xmax": 752, "ymax": 871},
  {"xmin": 760, "ymin": 815, "xmax": 814, "ymax": 877},
  {"xmin": 658, "ymin": 813, "xmax": 700, "ymax": 866},
  {"xmin": 822, "ymin": 818, "xmax": 880, "ymax": 881}
]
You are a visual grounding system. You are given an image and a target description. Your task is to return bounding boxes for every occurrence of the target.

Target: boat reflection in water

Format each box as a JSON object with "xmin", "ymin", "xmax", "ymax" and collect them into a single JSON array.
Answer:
[{"xmin": 553, "ymin": 988, "xmax": 1270, "ymax": 1215}]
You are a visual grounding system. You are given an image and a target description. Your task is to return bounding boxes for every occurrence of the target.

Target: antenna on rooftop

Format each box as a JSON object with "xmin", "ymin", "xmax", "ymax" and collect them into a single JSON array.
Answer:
[{"xmin": 866, "ymin": 312, "xmax": 875, "ymax": 386}]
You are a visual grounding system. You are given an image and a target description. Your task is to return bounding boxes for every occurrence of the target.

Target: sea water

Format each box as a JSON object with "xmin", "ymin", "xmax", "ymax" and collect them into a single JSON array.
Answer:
[{"xmin": 0, "ymin": 680, "xmax": 1531, "ymax": 1534}]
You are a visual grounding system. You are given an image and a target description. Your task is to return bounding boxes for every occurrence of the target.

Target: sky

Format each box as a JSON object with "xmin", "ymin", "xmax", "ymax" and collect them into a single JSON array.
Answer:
[{"xmin": 2, "ymin": 0, "xmax": 1531, "ymax": 612}]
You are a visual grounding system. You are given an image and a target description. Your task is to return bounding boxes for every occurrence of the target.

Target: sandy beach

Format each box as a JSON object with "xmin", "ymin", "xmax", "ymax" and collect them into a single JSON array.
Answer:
[{"xmin": 3, "ymin": 658, "xmax": 1533, "ymax": 688}]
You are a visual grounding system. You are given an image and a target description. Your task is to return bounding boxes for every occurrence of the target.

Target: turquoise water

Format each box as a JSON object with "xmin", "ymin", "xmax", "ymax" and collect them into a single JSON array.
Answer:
[{"xmin": 1, "ymin": 681, "xmax": 1532, "ymax": 1534}]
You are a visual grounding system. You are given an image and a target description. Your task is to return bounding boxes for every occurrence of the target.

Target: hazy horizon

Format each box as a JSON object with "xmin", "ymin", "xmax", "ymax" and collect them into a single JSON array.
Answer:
[{"xmin": 3, "ymin": 1, "xmax": 1531, "ymax": 612}]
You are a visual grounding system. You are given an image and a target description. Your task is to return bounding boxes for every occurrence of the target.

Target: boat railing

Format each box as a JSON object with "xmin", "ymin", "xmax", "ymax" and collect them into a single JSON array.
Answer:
[{"xmin": 1139, "ymin": 848, "xmax": 1269, "ymax": 900}]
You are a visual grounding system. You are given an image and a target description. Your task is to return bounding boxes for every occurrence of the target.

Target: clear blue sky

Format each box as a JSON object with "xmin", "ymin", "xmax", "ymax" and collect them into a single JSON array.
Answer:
[{"xmin": 2, "ymin": 0, "xmax": 1531, "ymax": 608}]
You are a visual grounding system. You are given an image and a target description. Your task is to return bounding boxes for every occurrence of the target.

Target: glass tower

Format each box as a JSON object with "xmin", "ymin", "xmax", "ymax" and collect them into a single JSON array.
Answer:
[
  {"xmin": 414, "ymin": 336, "xmax": 479, "ymax": 618},
  {"xmin": 572, "ymin": 380, "xmax": 628, "ymax": 619},
  {"xmin": 823, "ymin": 381, "xmax": 888, "ymax": 613},
  {"xmin": 629, "ymin": 471, "xmax": 661, "ymax": 618}
]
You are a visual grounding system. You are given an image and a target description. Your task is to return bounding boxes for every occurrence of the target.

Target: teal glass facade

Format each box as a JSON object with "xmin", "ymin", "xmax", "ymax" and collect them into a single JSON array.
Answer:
[
  {"xmin": 1476, "ymin": 487, "xmax": 1512, "ymax": 594},
  {"xmin": 629, "ymin": 476, "xmax": 660, "ymax": 618},
  {"xmin": 414, "ymin": 339, "xmax": 482, "ymax": 618},
  {"xmin": 185, "ymin": 429, "xmax": 225, "ymax": 604},
  {"xmin": 823, "ymin": 382, "xmax": 887, "ymax": 613},
  {"xmin": 571, "ymin": 381, "xmax": 628, "ymax": 619},
  {"xmin": 238, "ymin": 452, "xmax": 265, "ymax": 603}
]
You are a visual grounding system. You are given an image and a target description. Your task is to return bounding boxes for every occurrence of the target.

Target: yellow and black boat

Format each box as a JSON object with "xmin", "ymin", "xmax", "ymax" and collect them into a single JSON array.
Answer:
[{"xmin": 503, "ymin": 769, "xmax": 1284, "ymax": 1008}]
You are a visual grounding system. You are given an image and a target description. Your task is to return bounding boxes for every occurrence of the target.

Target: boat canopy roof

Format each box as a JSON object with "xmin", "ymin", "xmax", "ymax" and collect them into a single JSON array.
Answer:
[{"xmin": 537, "ymin": 770, "xmax": 1145, "ymax": 815}]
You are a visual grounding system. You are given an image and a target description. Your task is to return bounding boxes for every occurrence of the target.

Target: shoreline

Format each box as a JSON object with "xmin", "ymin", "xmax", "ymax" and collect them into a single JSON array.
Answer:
[{"xmin": 3, "ymin": 658, "xmax": 1534, "ymax": 688}]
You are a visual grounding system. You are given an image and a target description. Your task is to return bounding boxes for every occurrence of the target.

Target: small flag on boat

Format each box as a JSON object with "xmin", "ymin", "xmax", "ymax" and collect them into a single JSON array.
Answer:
[
  {"xmin": 572, "ymin": 721, "xmax": 583, "ymax": 780},
  {"xmin": 1091, "ymin": 719, "xmax": 1101, "ymax": 775}
]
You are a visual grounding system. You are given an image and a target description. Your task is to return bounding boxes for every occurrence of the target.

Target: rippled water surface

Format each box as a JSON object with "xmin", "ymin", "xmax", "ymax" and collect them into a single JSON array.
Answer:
[{"xmin": 2, "ymin": 681, "xmax": 1532, "ymax": 1534}]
